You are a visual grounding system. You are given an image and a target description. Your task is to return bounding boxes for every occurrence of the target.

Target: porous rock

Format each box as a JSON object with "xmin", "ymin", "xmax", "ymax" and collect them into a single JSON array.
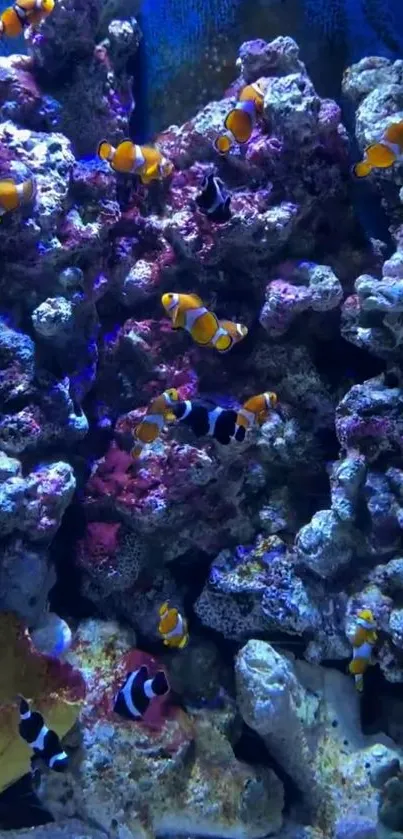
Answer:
[
  {"xmin": 39, "ymin": 620, "xmax": 284, "ymax": 839},
  {"xmin": 236, "ymin": 640, "xmax": 399, "ymax": 833}
]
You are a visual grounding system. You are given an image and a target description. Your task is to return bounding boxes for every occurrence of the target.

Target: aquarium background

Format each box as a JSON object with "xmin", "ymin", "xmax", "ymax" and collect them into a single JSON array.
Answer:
[{"xmin": 2, "ymin": 0, "xmax": 403, "ymax": 135}]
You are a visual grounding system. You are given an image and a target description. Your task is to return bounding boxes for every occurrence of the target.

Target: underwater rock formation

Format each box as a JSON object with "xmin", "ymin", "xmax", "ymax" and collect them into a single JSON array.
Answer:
[
  {"xmin": 260, "ymin": 262, "xmax": 343, "ymax": 338},
  {"xmin": 342, "ymin": 243, "xmax": 403, "ymax": 359},
  {"xmin": 236, "ymin": 640, "xmax": 400, "ymax": 834},
  {"xmin": 38, "ymin": 620, "xmax": 284, "ymax": 839},
  {"xmin": 343, "ymin": 55, "xmax": 403, "ymax": 227},
  {"xmin": 3, "ymin": 15, "xmax": 403, "ymax": 837},
  {"xmin": 195, "ymin": 533, "xmax": 322, "ymax": 641},
  {"xmin": 0, "ymin": 458, "xmax": 75, "ymax": 538}
]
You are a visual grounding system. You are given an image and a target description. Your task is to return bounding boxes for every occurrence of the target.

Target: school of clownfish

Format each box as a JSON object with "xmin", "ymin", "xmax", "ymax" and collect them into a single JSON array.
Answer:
[
  {"xmin": 1, "ymin": 0, "xmax": 403, "ymax": 215},
  {"xmin": 0, "ymin": 0, "xmax": 387, "ymax": 774}
]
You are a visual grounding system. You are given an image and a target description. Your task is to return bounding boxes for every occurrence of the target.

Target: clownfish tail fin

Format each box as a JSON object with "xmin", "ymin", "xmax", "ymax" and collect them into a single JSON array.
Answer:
[
  {"xmin": 352, "ymin": 159, "xmax": 373, "ymax": 179},
  {"xmin": 97, "ymin": 140, "xmax": 114, "ymax": 162},
  {"xmin": 215, "ymin": 333, "xmax": 233, "ymax": 353}
]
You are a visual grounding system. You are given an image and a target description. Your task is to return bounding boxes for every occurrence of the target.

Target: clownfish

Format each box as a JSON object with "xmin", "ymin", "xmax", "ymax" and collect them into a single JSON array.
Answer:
[
  {"xmin": 348, "ymin": 608, "xmax": 377, "ymax": 692},
  {"xmin": 195, "ymin": 173, "xmax": 231, "ymax": 223},
  {"xmin": 131, "ymin": 388, "xmax": 179, "ymax": 458},
  {"xmin": 97, "ymin": 139, "xmax": 174, "ymax": 185},
  {"xmin": 171, "ymin": 391, "xmax": 277, "ymax": 445},
  {"xmin": 158, "ymin": 602, "xmax": 189, "ymax": 649},
  {"xmin": 353, "ymin": 122, "xmax": 403, "ymax": 178},
  {"xmin": 214, "ymin": 83, "xmax": 264, "ymax": 155},
  {"xmin": 18, "ymin": 696, "xmax": 69, "ymax": 771},
  {"xmin": 234, "ymin": 392, "xmax": 277, "ymax": 440},
  {"xmin": 113, "ymin": 666, "xmax": 169, "ymax": 720},
  {"xmin": 161, "ymin": 292, "xmax": 248, "ymax": 354},
  {"xmin": 0, "ymin": 0, "xmax": 54, "ymax": 36},
  {"xmin": 0, "ymin": 177, "xmax": 35, "ymax": 215}
]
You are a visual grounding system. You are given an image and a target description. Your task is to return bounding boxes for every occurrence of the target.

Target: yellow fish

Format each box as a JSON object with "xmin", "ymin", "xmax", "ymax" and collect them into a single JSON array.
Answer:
[
  {"xmin": 0, "ymin": 177, "xmax": 35, "ymax": 215},
  {"xmin": 161, "ymin": 292, "xmax": 248, "ymax": 354},
  {"xmin": 131, "ymin": 388, "xmax": 179, "ymax": 458},
  {"xmin": 353, "ymin": 121, "xmax": 403, "ymax": 178},
  {"xmin": 97, "ymin": 139, "xmax": 173, "ymax": 185},
  {"xmin": 0, "ymin": 0, "xmax": 53, "ymax": 36},
  {"xmin": 348, "ymin": 608, "xmax": 377, "ymax": 692},
  {"xmin": 214, "ymin": 83, "xmax": 264, "ymax": 155},
  {"xmin": 158, "ymin": 602, "xmax": 189, "ymax": 649},
  {"xmin": 234, "ymin": 392, "xmax": 277, "ymax": 441}
]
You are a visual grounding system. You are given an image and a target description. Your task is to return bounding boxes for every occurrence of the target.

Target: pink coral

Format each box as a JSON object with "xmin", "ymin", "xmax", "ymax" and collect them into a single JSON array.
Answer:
[
  {"xmin": 77, "ymin": 521, "xmax": 121, "ymax": 573},
  {"xmin": 76, "ymin": 520, "xmax": 146, "ymax": 594}
]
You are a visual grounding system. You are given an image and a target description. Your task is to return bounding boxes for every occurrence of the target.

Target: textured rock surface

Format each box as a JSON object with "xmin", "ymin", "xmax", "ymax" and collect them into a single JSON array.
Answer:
[
  {"xmin": 0, "ymin": 823, "xmax": 108, "ymax": 839},
  {"xmin": 38, "ymin": 621, "xmax": 284, "ymax": 839},
  {"xmin": 342, "ymin": 56, "xmax": 403, "ymax": 226},
  {"xmin": 342, "ymin": 244, "xmax": 403, "ymax": 360},
  {"xmin": 236, "ymin": 640, "xmax": 400, "ymax": 833},
  {"xmin": 2, "ymin": 27, "xmax": 403, "ymax": 839}
]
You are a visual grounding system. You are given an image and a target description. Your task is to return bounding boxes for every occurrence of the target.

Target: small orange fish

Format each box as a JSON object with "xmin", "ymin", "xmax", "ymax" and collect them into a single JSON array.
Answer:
[
  {"xmin": 158, "ymin": 602, "xmax": 189, "ymax": 649},
  {"xmin": 0, "ymin": 0, "xmax": 54, "ymax": 36},
  {"xmin": 353, "ymin": 121, "xmax": 403, "ymax": 178},
  {"xmin": 214, "ymin": 83, "xmax": 264, "ymax": 155},
  {"xmin": 0, "ymin": 177, "xmax": 35, "ymax": 215},
  {"xmin": 234, "ymin": 392, "xmax": 277, "ymax": 441},
  {"xmin": 97, "ymin": 139, "xmax": 173, "ymax": 185},
  {"xmin": 161, "ymin": 292, "xmax": 248, "ymax": 354},
  {"xmin": 131, "ymin": 388, "xmax": 179, "ymax": 458},
  {"xmin": 348, "ymin": 608, "xmax": 377, "ymax": 692}
]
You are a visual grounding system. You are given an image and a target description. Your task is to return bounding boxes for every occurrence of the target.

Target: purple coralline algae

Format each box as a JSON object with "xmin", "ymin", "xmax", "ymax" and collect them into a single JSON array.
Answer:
[
  {"xmin": 342, "ymin": 244, "xmax": 403, "ymax": 359},
  {"xmin": 260, "ymin": 262, "xmax": 343, "ymax": 337}
]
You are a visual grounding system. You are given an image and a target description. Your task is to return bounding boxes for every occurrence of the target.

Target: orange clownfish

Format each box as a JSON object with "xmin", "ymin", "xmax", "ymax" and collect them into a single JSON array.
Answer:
[
  {"xmin": 161, "ymin": 292, "xmax": 248, "ymax": 354},
  {"xmin": 0, "ymin": 177, "xmax": 35, "ymax": 215},
  {"xmin": 234, "ymin": 392, "xmax": 277, "ymax": 440},
  {"xmin": 0, "ymin": 0, "xmax": 54, "ymax": 36},
  {"xmin": 158, "ymin": 602, "xmax": 189, "ymax": 649},
  {"xmin": 353, "ymin": 121, "xmax": 403, "ymax": 179},
  {"xmin": 348, "ymin": 608, "xmax": 377, "ymax": 692},
  {"xmin": 131, "ymin": 388, "xmax": 179, "ymax": 458},
  {"xmin": 214, "ymin": 83, "xmax": 264, "ymax": 155},
  {"xmin": 97, "ymin": 139, "xmax": 174, "ymax": 185}
]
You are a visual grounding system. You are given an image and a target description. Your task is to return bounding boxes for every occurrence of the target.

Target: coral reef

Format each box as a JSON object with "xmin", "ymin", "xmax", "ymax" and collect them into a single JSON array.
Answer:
[
  {"xmin": 38, "ymin": 620, "xmax": 284, "ymax": 839},
  {"xmin": 1, "ymin": 823, "xmax": 110, "ymax": 839},
  {"xmin": 341, "ymin": 243, "xmax": 403, "ymax": 360},
  {"xmin": 2, "ymin": 17, "xmax": 403, "ymax": 839}
]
